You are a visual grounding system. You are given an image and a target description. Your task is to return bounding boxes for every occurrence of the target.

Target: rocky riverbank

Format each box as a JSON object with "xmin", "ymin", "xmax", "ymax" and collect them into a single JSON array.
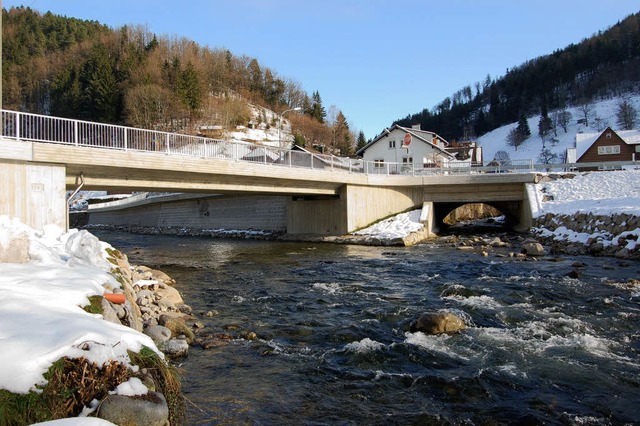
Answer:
[{"xmin": 532, "ymin": 212, "xmax": 640, "ymax": 259}]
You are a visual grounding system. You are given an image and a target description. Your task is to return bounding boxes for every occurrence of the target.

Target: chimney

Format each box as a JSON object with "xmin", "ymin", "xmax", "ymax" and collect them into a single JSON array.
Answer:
[{"xmin": 412, "ymin": 124, "xmax": 421, "ymax": 130}]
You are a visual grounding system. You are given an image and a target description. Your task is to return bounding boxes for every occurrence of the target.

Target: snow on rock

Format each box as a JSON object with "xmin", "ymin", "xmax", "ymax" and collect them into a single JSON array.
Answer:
[
  {"xmin": 31, "ymin": 418, "xmax": 117, "ymax": 426},
  {"xmin": 0, "ymin": 216, "xmax": 160, "ymax": 394},
  {"xmin": 110, "ymin": 377, "xmax": 149, "ymax": 397}
]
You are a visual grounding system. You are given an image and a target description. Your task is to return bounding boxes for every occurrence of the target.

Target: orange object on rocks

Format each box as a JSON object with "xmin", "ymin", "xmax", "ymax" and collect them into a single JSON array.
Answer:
[{"xmin": 104, "ymin": 293, "xmax": 126, "ymax": 304}]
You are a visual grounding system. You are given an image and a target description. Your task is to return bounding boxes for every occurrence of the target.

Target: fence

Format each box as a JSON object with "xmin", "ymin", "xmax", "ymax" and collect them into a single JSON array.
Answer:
[{"xmin": 2, "ymin": 109, "xmax": 637, "ymax": 176}]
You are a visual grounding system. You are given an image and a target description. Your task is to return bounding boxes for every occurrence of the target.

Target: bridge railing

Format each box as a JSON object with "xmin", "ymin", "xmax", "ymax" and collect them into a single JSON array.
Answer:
[{"xmin": 3, "ymin": 109, "xmax": 638, "ymax": 177}]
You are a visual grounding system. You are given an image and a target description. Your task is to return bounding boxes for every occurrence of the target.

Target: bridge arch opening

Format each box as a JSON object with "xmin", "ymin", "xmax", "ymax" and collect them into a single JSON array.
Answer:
[{"xmin": 434, "ymin": 201, "xmax": 522, "ymax": 233}]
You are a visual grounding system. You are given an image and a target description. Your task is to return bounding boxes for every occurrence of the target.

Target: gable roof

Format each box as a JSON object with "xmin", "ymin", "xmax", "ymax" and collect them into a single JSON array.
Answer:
[
  {"xmin": 576, "ymin": 127, "xmax": 640, "ymax": 159},
  {"xmin": 356, "ymin": 124, "xmax": 453, "ymax": 157}
]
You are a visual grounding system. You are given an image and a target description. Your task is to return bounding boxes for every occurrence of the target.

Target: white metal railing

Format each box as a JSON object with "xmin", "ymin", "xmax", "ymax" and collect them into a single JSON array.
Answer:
[{"xmin": 2, "ymin": 109, "xmax": 637, "ymax": 176}]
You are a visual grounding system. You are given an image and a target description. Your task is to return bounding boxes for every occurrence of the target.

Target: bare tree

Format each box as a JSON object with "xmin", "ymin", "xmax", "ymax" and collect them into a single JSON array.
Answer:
[
  {"xmin": 493, "ymin": 150, "xmax": 511, "ymax": 165},
  {"xmin": 506, "ymin": 127, "xmax": 525, "ymax": 151},
  {"xmin": 554, "ymin": 109, "xmax": 572, "ymax": 133},
  {"xmin": 616, "ymin": 99, "xmax": 638, "ymax": 130},
  {"xmin": 538, "ymin": 148, "xmax": 558, "ymax": 164},
  {"xmin": 578, "ymin": 98, "xmax": 595, "ymax": 127}
]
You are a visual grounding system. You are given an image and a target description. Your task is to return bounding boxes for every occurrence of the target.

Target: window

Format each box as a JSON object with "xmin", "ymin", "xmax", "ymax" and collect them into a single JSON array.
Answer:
[
  {"xmin": 635, "ymin": 145, "xmax": 640, "ymax": 153},
  {"xmin": 402, "ymin": 157, "xmax": 413, "ymax": 164},
  {"xmin": 606, "ymin": 132, "xmax": 612, "ymax": 139},
  {"xmin": 388, "ymin": 140, "xmax": 396, "ymax": 149},
  {"xmin": 597, "ymin": 145, "xmax": 620, "ymax": 155},
  {"xmin": 374, "ymin": 159, "xmax": 384, "ymax": 168}
]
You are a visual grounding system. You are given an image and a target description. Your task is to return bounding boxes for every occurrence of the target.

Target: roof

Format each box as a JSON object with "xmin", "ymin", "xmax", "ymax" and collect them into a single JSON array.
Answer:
[
  {"xmin": 355, "ymin": 124, "xmax": 453, "ymax": 157},
  {"xmin": 576, "ymin": 128, "xmax": 640, "ymax": 160}
]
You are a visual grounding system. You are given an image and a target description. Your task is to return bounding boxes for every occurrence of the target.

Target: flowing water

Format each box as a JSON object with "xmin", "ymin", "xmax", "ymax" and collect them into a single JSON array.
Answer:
[{"xmin": 93, "ymin": 231, "xmax": 640, "ymax": 425}]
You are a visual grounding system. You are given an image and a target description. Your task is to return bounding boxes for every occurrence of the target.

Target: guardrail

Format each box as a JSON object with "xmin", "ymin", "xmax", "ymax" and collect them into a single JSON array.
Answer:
[{"xmin": 2, "ymin": 109, "xmax": 638, "ymax": 176}]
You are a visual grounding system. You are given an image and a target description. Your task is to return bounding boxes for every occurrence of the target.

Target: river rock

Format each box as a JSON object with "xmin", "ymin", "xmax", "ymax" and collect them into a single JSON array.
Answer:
[
  {"xmin": 100, "ymin": 298, "xmax": 121, "ymax": 325},
  {"xmin": 522, "ymin": 242, "xmax": 546, "ymax": 257},
  {"xmin": 410, "ymin": 312, "xmax": 466, "ymax": 335},
  {"xmin": 144, "ymin": 325, "xmax": 172, "ymax": 344},
  {"xmin": 158, "ymin": 338, "xmax": 189, "ymax": 358},
  {"xmin": 615, "ymin": 248, "xmax": 630, "ymax": 258},
  {"xmin": 158, "ymin": 314, "xmax": 195, "ymax": 342},
  {"xmin": 97, "ymin": 391, "xmax": 169, "ymax": 426}
]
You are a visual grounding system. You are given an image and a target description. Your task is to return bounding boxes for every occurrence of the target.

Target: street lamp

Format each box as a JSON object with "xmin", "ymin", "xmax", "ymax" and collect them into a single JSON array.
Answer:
[{"xmin": 278, "ymin": 107, "xmax": 302, "ymax": 148}]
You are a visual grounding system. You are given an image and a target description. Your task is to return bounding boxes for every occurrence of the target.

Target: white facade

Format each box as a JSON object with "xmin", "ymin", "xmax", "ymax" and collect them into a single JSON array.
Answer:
[{"xmin": 358, "ymin": 125, "xmax": 453, "ymax": 170}]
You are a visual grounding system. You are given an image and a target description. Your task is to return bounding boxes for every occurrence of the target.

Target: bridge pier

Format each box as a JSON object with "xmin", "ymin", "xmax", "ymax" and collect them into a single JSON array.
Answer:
[{"xmin": 287, "ymin": 184, "xmax": 423, "ymax": 235}]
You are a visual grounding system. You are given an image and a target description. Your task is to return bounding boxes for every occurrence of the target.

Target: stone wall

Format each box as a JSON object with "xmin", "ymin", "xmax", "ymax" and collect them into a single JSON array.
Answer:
[
  {"xmin": 88, "ymin": 194, "xmax": 288, "ymax": 232},
  {"xmin": 534, "ymin": 212, "xmax": 639, "ymax": 258}
]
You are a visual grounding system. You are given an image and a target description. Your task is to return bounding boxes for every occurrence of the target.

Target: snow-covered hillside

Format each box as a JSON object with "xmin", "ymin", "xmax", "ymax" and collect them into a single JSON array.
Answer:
[
  {"xmin": 226, "ymin": 104, "xmax": 294, "ymax": 146},
  {"xmin": 477, "ymin": 94, "xmax": 640, "ymax": 163}
]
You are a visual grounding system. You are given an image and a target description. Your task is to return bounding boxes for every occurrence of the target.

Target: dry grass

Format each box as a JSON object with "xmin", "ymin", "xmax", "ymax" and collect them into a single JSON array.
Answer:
[
  {"xmin": 0, "ymin": 357, "xmax": 129, "ymax": 425},
  {"xmin": 129, "ymin": 347, "xmax": 186, "ymax": 426}
]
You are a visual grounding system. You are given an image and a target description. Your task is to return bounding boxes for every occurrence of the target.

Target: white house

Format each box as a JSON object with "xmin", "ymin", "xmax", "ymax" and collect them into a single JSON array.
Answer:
[{"xmin": 356, "ymin": 124, "xmax": 455, "ymax": 172}]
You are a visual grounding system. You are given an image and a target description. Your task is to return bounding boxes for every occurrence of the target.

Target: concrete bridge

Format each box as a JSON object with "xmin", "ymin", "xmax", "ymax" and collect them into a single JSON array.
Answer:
[{"xmin": 0, "ymin": 110, "xmax": 541, "ymax": 235}]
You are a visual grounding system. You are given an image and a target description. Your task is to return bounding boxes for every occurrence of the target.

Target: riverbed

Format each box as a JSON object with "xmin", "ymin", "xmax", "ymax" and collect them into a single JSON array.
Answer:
[{"xmin": 93, "ymin": 230, "xmax": 640, "ymax": 425}]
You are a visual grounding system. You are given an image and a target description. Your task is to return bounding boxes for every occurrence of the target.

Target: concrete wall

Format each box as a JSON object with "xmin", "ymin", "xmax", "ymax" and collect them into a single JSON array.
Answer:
[
  {"xmin": 0, "ymin": 159, "xmax": 66, "ymax": 230},
  {"xmin": 287, "ymin": 193, "xmax": 347, "ymax": 235},
  {"xmin": 88, "ymin": 194, "xmax": 288, "ymax": 231}
]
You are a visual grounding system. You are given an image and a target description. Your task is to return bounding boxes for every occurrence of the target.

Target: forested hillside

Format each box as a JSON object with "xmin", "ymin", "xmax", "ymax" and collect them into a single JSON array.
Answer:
[
  {"xmin": 2, "ymin": 7, "xmax": 357, "ymax": 154},
  {"xmin": 395, "ymin": 11, "xmax": 640, "ymax": 142}
]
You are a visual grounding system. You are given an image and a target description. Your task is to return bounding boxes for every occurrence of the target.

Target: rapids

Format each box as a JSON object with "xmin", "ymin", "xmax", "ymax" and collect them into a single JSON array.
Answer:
[{"xmin": 94, "ymin": 231, "xmax": 640, "ymax": 425}]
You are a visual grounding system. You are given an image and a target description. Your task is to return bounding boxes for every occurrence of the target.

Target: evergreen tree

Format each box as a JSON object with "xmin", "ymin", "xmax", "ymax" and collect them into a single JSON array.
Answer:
[
  {"xmin": 178, "ymin": 61, "xmax": 203, "ymax": 118},
  {"xmin": 248, "ymin": 58, "xmax": 263, "ymax": 96},
  {"xmin": 356, "ymin": 131, "xmax": 367, "ymax": 152},
  {"xmin": 538, "ymin": 101, "xmax": 553, "ymax": 147},
  {"xmin": 83, "ymin": 45, "xmax": 120, "ymax": 122},
  {"xmin": 293, "ymin": 131, "xmax": 306, "ymax": 148},
  {"xmin": 517, "ymin": 113, "xmax": 531, "ymax": 139},
  {"xmin": 333, "ymin": 111, "xmax": 352, "ymax": 155},
  {"xmin": 310, "ymin": 91, "xmax": 326, "ymax": 123}
]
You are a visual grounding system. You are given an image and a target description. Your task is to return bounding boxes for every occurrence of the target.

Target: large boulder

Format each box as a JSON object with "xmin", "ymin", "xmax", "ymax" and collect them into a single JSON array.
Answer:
[
  {"xmin": 158, "ymin": 338, "xmax": 189, "ymax": 359},
  {"xmin": 410, "ymin": 312, "xmax": 466, "ymax": 335},
  {"xmin": 97, "ymin": 391, "xmax": 169, "ymax": 426},
  {"xmin": 158, "ymin": 314, "xmax": 195, "ymax": 342},
  {"xmin": 522, "ymin": 241, "xmax": 546, "ymax": 257},
  {"xmin": 144, "ymin": 325, "xmax": 172, "ymax": 344}
]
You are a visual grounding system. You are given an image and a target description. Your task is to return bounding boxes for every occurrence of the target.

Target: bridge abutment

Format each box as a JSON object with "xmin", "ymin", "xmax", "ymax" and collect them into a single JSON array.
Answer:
[{"xmin": 0, "ymin": 158, "xmax": 66, "ymax": 231}]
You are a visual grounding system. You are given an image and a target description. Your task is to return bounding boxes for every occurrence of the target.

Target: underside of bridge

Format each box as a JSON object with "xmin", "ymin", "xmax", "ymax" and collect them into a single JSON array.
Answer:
[{"xmin": 433, "ymin": 201, "xmax": 523, "ymax": 230}]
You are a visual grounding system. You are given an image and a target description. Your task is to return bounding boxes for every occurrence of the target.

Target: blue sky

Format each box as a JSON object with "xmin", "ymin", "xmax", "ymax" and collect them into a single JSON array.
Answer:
[{"xmin": 4, "ymin": 0, "xmax": 639, "ymax": 139}]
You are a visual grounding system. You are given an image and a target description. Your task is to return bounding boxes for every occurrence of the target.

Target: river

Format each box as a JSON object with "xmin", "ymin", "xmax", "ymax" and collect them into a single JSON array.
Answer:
[{"xmin": 93, "ymin": 230, "xmax": 640, "ymax": 425}]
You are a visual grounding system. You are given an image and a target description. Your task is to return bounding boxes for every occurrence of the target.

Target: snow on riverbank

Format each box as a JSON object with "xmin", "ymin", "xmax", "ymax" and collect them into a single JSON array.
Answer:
[
  {"xmin": 532, "ymin": 169, "xmax": 640, "ymax": 251},
  {"xmin": 353, "ymin": 209, "xmax": 424, "ymax": 239},
  {"xmin": 0, "ymin": 216, "xmax": 159, "ymax": 395},
  {"xmin": 535, "ymin": 169, "xmax": 640, "ymax": 217}
]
